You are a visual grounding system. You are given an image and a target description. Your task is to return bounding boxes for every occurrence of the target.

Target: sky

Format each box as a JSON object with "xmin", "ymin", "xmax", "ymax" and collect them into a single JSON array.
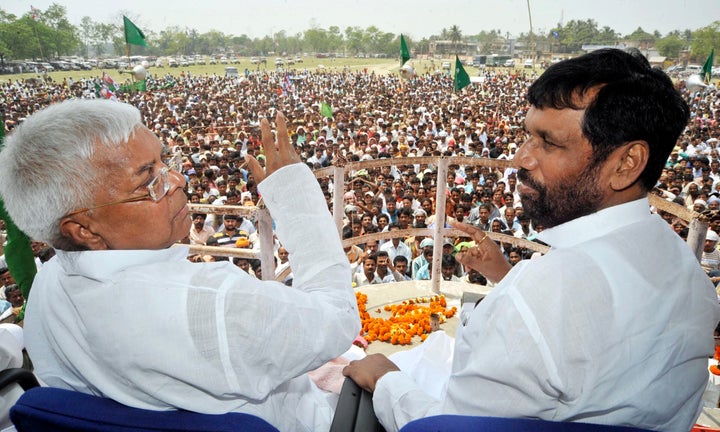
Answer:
[{"xmin": 2, "ymin": 0, "xmax": 718, "ymax": 40}]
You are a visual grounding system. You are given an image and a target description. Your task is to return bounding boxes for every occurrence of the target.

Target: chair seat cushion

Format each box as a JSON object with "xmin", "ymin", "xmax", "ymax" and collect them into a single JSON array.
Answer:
[{"xmin": 10, "ymin": 387, "xmax": 279, "ymax": 432}]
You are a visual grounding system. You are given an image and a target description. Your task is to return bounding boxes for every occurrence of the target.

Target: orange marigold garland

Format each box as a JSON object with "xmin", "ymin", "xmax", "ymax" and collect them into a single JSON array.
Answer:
[
  {"xmin": 355, "ymin": 292, "xmax": 457, "ymax": 346},
  {"xmin": 710, "ymin": 346, "xmax": 720, "ymax": 376}
]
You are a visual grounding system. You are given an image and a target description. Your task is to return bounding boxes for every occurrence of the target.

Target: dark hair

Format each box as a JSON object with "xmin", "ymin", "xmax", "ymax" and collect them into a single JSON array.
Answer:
[
  {"xmin": 398, "ymin": 208, "xmax": 413, "ymax": 218},
  {"xmin": 441, "ymin": 253, "xmax": 456, "ymax": 268},
  {"xmin": 527, "ymin": 48, "xmax": 689, "ymax": 191},
  {"xmin": 4, "ymin": 284, "xmax": 19, "ymax": 296},
  {"xmin": 37, "ymin": 246, "xmax": 56, "ymax": 263},
  {"xmin": 393, "ymin": 255, "xmax": 408, "ymax": 265}
]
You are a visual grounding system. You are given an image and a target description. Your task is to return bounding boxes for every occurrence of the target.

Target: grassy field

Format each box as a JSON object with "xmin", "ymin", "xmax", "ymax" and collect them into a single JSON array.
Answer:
[{"xmin": 1, "ymin": 56, "xmax": 537, "ymax": 83}]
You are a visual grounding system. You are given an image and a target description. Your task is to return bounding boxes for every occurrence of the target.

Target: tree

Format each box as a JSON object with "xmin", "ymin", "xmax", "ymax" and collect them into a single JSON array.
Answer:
[
  {"xmin": 691, "ymin": 21, "xmax": 720, "ymax": 62},
  {"xmin": 449, "ymin": 25, "xmax": 462, "ymax": 53},
  {"xmin": 40, "ymin": 4, "xmax": 79, "ymax": 58},
  {"xmin": 596, "ymin": 26, "xmax": 619, "ymax": 45},
  {"xmin": 345, "ymin": 26, "xmax": 365, "ymax": 56},
  {"xmin": 555, "ymin": 19, "xmax": 600, "ymax": 52},
  {"xmin": 327, "ymin": 26, "xmax": 343, "ymax": 54},
  {"xmin": 304, "ymin": 27, "xmax": 329, "ymax": 53},
  {"xmin": 93, "ymin": 23, "xmax": 116, "ymax": 57},
  {"xmin": 625, "ymin": 27, "xmax": 655, "ymax": 46},
  {"xmin": 656, "ymin": 33, "xmax": 686, "ymax": 58},
  {"xmin": 79, "ymin": 16, "xmax": 94, "ymax": 57}
]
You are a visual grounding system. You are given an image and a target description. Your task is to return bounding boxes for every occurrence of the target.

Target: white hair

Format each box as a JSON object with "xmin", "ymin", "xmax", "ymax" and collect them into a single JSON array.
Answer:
[{"xmin": 0, "ymin": 99, "xmax": 142, "ymax": 248}]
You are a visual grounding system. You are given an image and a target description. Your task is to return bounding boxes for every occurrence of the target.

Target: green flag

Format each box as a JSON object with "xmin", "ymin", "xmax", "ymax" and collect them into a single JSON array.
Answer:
[
  {"xmin": 321, "ymin": 101, "xmax": 333, "ymax": 119},
  {"xmin": 400, "ymin": 34, "xmax": 410, "ymax": 66},
  {"xmin": 453, "ymin": 55, "xmax": 471, "ymax": 92},
  {"xmin": 134, "ymin": 80, "xmax": 147, "ymax": 92},
  {"xmin": 0, "ymin": 115, "xmax": 37, "ymax": 320},
  {"xmin": 701, "ymin": 48, "xmax": 714, "ymax": 84},
  {"xmin": 123, "ymin": 16, "xmax": 148, "ymax": 47}
]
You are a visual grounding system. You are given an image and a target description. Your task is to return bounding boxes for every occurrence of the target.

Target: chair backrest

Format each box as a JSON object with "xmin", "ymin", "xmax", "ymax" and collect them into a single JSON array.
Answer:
[
  {"xmin": 398, "ymin": 415, "xmax": 654, "ymax": 432},
  {"xmin": 330, "ymin": 378, "xmax": 385, "ymax": 432},
  {"xmin": 0, "ymin": 368, "xmax": 40, "ymax": 430},
  {"xmin": 10, "ymin": 387, "xmax": 280, "ymax": 432}
]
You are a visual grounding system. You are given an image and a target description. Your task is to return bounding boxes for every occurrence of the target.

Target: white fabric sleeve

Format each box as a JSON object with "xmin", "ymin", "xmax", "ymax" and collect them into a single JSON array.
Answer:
[
  {"xmin": 373, "ymin": 371, "xmax": 443, "ymax": 432},
  {"xmin": 208, "ymin": 163, "xmax": 360, "ymax": 398}
]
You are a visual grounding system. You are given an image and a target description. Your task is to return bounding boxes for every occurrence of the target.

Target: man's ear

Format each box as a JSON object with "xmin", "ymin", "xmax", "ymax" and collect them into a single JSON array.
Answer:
[
  {"xmin": 609, "ymin": 141, "xmax": 649, "ymax": 191},
  {"xmin": 58, "ymin": 217, "xmax": 108, "ymax": 250}
]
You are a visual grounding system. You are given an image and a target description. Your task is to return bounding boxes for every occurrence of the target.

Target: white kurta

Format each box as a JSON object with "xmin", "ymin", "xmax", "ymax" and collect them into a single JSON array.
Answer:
[
  {"xmin": 25, "ymin": 164, "xmax": 360, "ymax": 432},
  {"xmin": 374, "ymin": 198, "xmax": 720, "ymax": 432}
]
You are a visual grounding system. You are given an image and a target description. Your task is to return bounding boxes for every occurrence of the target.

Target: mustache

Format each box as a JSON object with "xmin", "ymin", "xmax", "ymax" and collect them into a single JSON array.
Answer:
[{"xmin": 517, "ymin": 169, "xmax": 543, "ymax": 191}]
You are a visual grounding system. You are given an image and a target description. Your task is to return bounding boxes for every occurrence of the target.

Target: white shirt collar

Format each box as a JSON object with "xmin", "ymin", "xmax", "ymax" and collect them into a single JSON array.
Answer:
[{"xmin": 537, "ymin": 197, "xmax": 651, "ymax": 249}]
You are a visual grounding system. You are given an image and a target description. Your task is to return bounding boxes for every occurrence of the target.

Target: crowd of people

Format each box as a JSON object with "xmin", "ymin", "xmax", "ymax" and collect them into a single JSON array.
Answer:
[
  {"xmin": 0, "ymin": 49, "xmax": 719, "ymax": 431},
  {"xmin": 2, "ymin": 61, "xmax": 719, "ymax": 286}
]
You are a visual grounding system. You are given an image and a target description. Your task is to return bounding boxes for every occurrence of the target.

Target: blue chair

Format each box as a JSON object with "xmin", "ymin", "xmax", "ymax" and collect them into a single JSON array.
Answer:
[
  {"xmin": 399, "ymin": 414, "xmax": 654, "ymax": 432},
  {"xmin": 10, "ymin": 387, "xmax": 279, "ymax": 432}
]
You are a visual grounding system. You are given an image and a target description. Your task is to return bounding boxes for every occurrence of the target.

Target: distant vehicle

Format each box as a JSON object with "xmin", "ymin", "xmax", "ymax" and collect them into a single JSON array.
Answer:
[
  {"xmin": 275, "ymin": 57, "xmax": 284, "ymax": 65},
  {"xmin": 523, "ymin": 59, "xmax": 533, "ymax": 68},
  {"xmin": 685, "ymin": 64, "xmax": 702, "ymax": 75},
  {"xmin": 225, "ymin": 67, "xmax": 239, "ymax": 78},
  {"xmin": 168, "ymin": 58, "xmax": 179, "ymax": 67},
  {"xmin": 209, "ymin": 58, "xmax": 217, "ymax": 65},
  {"xmin": 484, "ymin": 55, "xmax": 511, "ymax": 67},
  {"xmin": 713, "ymin": 66, "xmax": 720, "ymax": 77},
  {"xmin": 441, "ymin": 61, "xmax": 451, "ymax": 70},
  {"xmin": 504, "ymin": 59, "xmax": 516, "ymax": 67},
  {"xmin": 294, "ymin": 56, "xmax": 303, "ymax": 63},
  {"xmin": 250, "ymin": 57, "xmax": 260, "ymax": 64},
  {"xmin": 220, "ymin": 57, "xmax": 228, "ymax": 64}
]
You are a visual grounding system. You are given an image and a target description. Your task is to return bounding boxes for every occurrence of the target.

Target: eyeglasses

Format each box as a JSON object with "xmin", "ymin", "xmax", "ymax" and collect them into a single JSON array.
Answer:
[{"xmin": 66, "ymin": 151, "xmax": 182, "ymax": 217}]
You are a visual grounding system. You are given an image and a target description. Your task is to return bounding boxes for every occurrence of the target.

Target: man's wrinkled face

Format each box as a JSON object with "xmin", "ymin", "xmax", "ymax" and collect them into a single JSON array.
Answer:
[{"xmin": 68, "ymin": 126, "xmax": 190, "ymax": 250}]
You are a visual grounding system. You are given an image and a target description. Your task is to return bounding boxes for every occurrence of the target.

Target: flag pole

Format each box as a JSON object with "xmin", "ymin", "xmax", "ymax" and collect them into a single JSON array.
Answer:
[{"xmin": 31, "ymin": 16, "xmax": 45, "ymax": 61}]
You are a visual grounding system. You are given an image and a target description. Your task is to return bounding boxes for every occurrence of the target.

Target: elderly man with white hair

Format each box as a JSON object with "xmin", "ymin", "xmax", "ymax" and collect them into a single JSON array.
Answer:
[{"xmin": 0, "ymin": 99, "xmax": 359, "ymax": 432}]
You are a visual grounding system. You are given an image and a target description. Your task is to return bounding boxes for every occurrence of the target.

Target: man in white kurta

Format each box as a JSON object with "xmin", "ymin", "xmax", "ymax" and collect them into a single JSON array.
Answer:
[
  {"xmin": 0, "ymin": 103, "xmax": 360, "ymax": 432},
  {"xmin": 371, "ymin": 198, "xmax": 718, "ymax": 431},
  {"xmin": 25, "ymin": 162, "xmax": 359, "ymax": 432},
  {"xmin": 343, "ymin": 49, "xmax": 720, "ymax": 432}
]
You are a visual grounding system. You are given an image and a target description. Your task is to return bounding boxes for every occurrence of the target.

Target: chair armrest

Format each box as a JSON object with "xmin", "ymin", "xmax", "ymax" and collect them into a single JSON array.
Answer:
[
  {"xmin": 330, "ymin": 377, "xmax": 385, "ymax": 432},
  {"xmin": 0, "ymin": 368, "xmax": 39, "ymax": 392}
]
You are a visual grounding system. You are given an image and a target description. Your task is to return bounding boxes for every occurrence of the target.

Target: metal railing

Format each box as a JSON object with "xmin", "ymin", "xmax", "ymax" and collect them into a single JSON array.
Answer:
[{"xmin": 180, "ymin": 156, "xmax": 708, "ymax": 291}]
